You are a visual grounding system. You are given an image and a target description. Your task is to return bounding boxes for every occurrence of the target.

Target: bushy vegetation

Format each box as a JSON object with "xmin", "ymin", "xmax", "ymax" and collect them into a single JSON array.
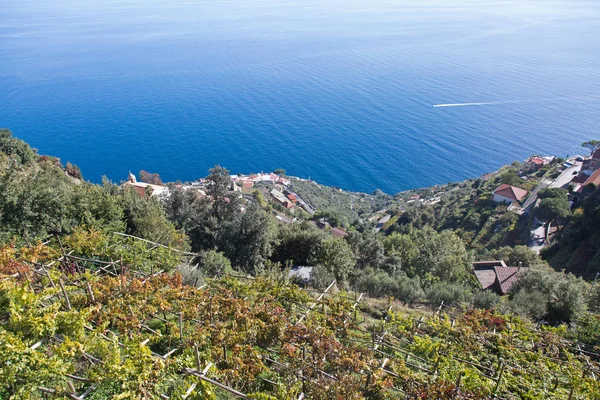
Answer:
[
  {"xmin": 1, "ymin": 241, "xmax": 600, "ymax": 399},
  {"xmin": 543, "ymin": 189, "xmax": 600, "ymax": 275},
  {"xmin": 388, "ymin": 163, "xmax": 550, "ymax": 251},
  {"xmin": 289, "ymin": 178, "xmax": 394, "ymax": 226},
  {"xmin": 0, "ymin": 130, "xmax": 183, "ymax": 247}
]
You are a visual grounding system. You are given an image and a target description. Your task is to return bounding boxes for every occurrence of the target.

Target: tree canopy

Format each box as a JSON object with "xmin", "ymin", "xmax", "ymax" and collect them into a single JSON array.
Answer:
[{"xmin": 582, "ymin": 140, "xmax": 600, "ymax": 154}]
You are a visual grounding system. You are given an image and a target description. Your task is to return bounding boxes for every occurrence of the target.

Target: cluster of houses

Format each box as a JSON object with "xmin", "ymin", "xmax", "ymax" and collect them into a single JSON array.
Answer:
[
  {"xmin": 489, "ymin": 155, "xmax": 557, "ymax": 208},
  {"xmin": 229, "ymin": 173, "xmax": 317, "ymax": 215},
  {"xmin": 230, "ymin": 173, "xmax": 290, "ymax": 190},
  {"xmin": 122, "ymin": 170, "xmax": 320, "ymax": 223}
]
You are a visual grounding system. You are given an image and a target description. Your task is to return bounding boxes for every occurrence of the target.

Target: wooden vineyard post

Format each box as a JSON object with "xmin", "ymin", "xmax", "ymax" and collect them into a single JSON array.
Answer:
[
  {"xmin": 195, "ymin": 343, "xmax": 201, "ymax": 370},
  {"xmin": 58, "ymin": 279, "xmax": 72, "ymax": 310},
  {"xmin": 179, "ymin": 312, "xmax": 183, "ymax": 340},
  {"xmin": 455, "ymin": 371, "xmax": 462, "ymax": 393},
  {"xmin": 493, "ymin": 360, "xmax": 505, "ymax": 395},
  {"xmin": 433, "ymin": 348, "xmax": 441, "ymax": 376},
  {"xmin": 86, "ymin": 281, "xmax": 95, "ymax": 303},
  {"xmin": 567, "ymin": 385, "xmax": 574, "ymax": 400},
  {"xmin": 296, "ymin": 280, "xmax": 336, "ymax": 324},
  {"xmin": 435, "ymin": 301, "xmax": 444, "ymax": 316}
]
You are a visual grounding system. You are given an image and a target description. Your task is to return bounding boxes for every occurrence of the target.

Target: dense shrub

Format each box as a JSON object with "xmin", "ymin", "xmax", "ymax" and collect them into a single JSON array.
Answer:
[
  {"xmin": 309, "ymin": 264, "xmax": 337, "ymax": 290},
  {"xmin": 510, "ymin": 264, "xmax": 589, "ymax": 322},
  {"xmin": 352, "ymin": 267, "xmax": 424, "ymax": 304},
  {"xmin": 510, "ymin": 291, "xmax": 548, "ymax": 320},
  {"xmin": 472, "ymin": 290, "xmax": 501, "ymax": 309},
  {"xmin": 425, "ymin": 282, "xmax": 473, "ymax": 307}
]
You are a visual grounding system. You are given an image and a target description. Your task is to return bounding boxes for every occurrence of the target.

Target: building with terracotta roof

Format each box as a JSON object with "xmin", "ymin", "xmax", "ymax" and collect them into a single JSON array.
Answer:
[
  {"xmin": 524, "ymin": 156, "xmax": 546, "ymax": 172},
  {"xmin": 578, "ymin": 169, "xmax": 600, "ymax": 193},
  {"xmin": 286, "ymin": 193, "xmax": 297, "ymax": 203},
  {"xmin": 492, "ymin": 184, "xmax": 528, "ymax": 204},
  {"xmin": 124, "ymin": 172, "xmax": 169, "ymax": 198},
  {"xmin": 331, "ymin": 227, "xmax": 348, "ymax": 238},
  {"xmin": 242, "ymin": 180, "xmax": 254, "ymax": 190},
  {"xmin": 473, "ymin": 260, "xmax": 522, "ymax": 295}
]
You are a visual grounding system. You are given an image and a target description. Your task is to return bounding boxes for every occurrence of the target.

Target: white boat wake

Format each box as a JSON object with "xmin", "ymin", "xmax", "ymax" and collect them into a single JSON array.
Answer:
[
  {"xmin": 433, "ymin": 102, "xmax": 505, "ymax": 107},
  {"xmin": 433, "ymin": 96, "xmax": 600, "ymax": 108}
]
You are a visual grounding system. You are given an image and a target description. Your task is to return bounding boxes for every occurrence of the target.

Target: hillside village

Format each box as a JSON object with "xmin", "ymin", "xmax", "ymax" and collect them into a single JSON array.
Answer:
[{"xmin": 118, "ymin": 142, "xmax": 600, "ymax": 299}]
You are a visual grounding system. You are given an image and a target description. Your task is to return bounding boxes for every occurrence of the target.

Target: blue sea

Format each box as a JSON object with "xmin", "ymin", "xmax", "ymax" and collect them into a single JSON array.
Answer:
[{"xmin": 1, "ymin": 0, "xmax": 600, "ymax": 194}]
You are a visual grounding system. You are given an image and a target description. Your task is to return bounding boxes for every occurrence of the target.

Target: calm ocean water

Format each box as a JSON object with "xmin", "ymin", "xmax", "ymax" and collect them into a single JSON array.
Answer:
[{"xmin": 1, "ymin": 0, "xmax": 600, "ymax": 193}]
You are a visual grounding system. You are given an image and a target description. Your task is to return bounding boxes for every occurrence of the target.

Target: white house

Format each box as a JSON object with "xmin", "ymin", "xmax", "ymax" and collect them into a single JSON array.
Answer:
[{"xmin": 492, "ymin": 184, "xmax": 528, "ymax": 204}]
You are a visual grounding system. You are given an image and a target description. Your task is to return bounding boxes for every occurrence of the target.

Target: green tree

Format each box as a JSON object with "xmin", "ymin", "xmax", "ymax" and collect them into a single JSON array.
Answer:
[
  {"xmin": 253, "ymin": 189, "xmax": 267, "ymax": 208},
  {"xmin": 425, "ymin": 282, "xmax": 473, "ymax": 307},
  {"xmin": 347, "ymin": 230, "xmax": 385, "ymax": 269},
  {"xmin": 484, "ymin": 246, "xmax": 540, "ymax": 268},
  {"xmin": 220, "ymin": 203, "xmax": 277, "ymax": 273},
  {"xmin": 538, "ymin": 187, "xmax": 568, "ymax": 200},
  {"xmin": 0, "ymin": 129, "xmax": 35, "ymax": 165},
  {"xmin": 510, "ymin": 291, "xmax": 548, "ymax": 320},
  {"xmin": 582, "ymin": 140, "xmax": 600, "ymax": 155},
  {"xmin": 273, "ymin": 168, "xmax": 286, "ymax": 176},
  {"xmin": 537, "ymin": 197, "xmax": 571, "ymax": 230},
  {"xmin": 201, "ymin": 249, "xmax": 233, "ymax": 277},
  {"xmin": 410, "ymin": 227, "xmax": 472, "ymax": 282},
  {"xmin": 500, "ymin": 170, "xmax": 523, "ymax": 187},
  {"xmin": 382, "ymin": 232, "xmax": 417, "ymax": 274},
  {"xmin": 311, "ymin": 237, "xmax": 356, "ymax": 282},
  {"xmin": 510, "ymin": 264, "xmax": 589, "ymax": 322},
  {"xmin": 122, "ymin": 186, "xmax": 187, "ymax": 248},
  {"xmin": 0, "ymin": 162, "xmax": 74, "ymax": 239},
  {"xmin": 272, "ymin": 223, "xmax": 325, "ymax": 266}
]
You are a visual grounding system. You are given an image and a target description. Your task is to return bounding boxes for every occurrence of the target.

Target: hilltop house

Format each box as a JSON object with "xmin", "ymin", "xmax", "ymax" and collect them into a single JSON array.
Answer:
[
  {"xmin": 124, "ymin": 172, "xmax": 169, "ymax": 198},
  {"xmin": 473, "ymin": 260, "xmax": 522, "ymax": 295},
  {"xmin": 523, "ymin": 156, "xmax": 547, "ymax": 172},
  {"xmin": 492, "ymin": 184, "xmax": 528, "ymax": 205}
]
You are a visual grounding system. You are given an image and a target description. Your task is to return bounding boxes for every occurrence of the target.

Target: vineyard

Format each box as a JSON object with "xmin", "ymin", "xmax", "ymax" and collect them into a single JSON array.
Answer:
[{"xmin": 1, "ymin": 232, "xmax": 599, "ymax": 399}]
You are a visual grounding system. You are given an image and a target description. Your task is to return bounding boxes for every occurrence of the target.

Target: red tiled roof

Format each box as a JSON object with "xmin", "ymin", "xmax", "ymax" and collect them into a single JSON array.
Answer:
[
  {"xmin": 131, "ymin": 185, "xmax": 147, "ymax": 197},
  {"xmin": 473, "ymin": 269, "xmax": 497, "ymax": 290},
  {"xmin": 493, "ymin": 184, "xmax": 528, "ymax": 202},
  {"xmin": 493, "ymin": 266, "xmax": 521, "ymax": 295},
  {"xmin": 473, "ymin": 261, "xmax": 507, "ymax": 291},
  {"xmin": 583, "ymin": 169, "xmax": 600, "ymax": 187},
  {"xmin": 331, "ymin": 227, "xmax": 347, "ymax": 238},
  {"xmin": 473, "ymin": 261, "xmax": 521, "ymax": 295}
]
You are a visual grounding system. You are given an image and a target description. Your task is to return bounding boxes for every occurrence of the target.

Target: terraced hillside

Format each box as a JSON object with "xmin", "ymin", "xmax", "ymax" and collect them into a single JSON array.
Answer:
[{"xmin": 1, "ymin": 235, "xmax": 599, "ymax": 399}]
